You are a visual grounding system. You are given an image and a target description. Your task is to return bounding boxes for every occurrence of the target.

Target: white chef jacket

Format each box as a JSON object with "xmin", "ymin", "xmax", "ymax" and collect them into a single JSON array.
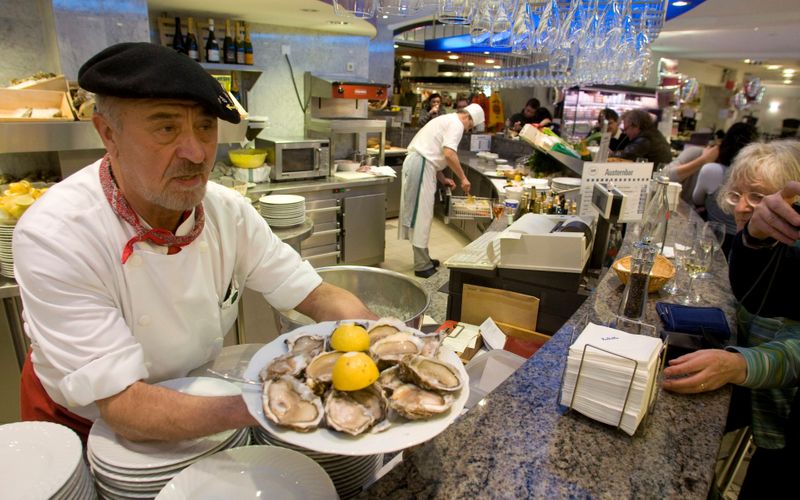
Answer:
[
  {"xmin": 13, "ymin": 159, "xmax": 321, "ymax": 420},
  {"xmin": 407, "ymin": 114, "xmax": 465, "ymax": 172}
]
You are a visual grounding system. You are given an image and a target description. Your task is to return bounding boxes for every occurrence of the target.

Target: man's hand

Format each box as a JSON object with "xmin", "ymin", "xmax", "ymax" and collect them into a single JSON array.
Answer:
[
  {"xmin": 746, "ymin": 181, "xmax": 800, "ymax": 244},
  {"xmin": 662, "ymin": 349, "xmax": 747, "ymax": 394},
  {"xmin": 441, "ymin": 177, "xmax": 456, "ymax": 189},
  {"xmin": 460, "ymin": 177, "xmax": 471, "ymax": 194}
]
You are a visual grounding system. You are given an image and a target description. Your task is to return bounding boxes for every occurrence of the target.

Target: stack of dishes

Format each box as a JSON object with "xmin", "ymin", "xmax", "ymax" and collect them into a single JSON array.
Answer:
[
  {"xmin": 259, "ymin": 194, "xmax": 306, "ymax": 228},
  {"xmin": 252, "ymin": 427, "xmax": 382, "ymax": 499},
  {"xmin": 156, "ymin": 445, "xmax": 337, "ymax": 499},
  {"xmin": 0, "ymin": 223, "xmax": 15, "ymax": 279},
  {"xmin": 551, "ymin": 177, "xmax": 582, "ymax": 192},
  {"xmin": 560, "ymin": 323, "xmax": 663, "ymax": 436},
  {"xmin": 88, "ymin": 377, "xmax": 250, "ymax": 499},
  {"xmin": 0, "ymin": 421, "xmax": 94, "ymax": 499}
]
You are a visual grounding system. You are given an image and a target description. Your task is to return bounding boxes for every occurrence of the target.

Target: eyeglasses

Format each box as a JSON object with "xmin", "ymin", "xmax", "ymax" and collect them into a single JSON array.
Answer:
[{"xmin": 723, "ymin": 191, "xmax": 766, "ymax": 208}]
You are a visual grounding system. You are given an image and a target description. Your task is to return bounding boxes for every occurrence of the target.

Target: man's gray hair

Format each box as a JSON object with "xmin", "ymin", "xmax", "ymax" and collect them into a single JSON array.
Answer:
[
  {"xmin": 93, "ymin": 94, "xmax": 124, "ymax": 130},
  {"xmin": 622, "ymin": 109, "xmax": 656, "ymax": 131}
]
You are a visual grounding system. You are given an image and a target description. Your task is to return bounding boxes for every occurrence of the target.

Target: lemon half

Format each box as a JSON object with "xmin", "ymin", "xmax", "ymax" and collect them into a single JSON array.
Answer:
[
  {"xmin": 330, "ymin": 323, "xmax": 370, "ymax": 352},
  {"xmin": 331, "ymin": 352, "xmax": 379, "ymax": 391}
]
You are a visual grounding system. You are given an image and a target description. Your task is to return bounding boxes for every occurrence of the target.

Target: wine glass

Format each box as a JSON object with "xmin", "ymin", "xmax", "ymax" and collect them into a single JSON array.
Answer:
[
  {"xmin": 705, "ymin": 221, "xmax": 727, "ymax": 260},
  {"xmin": 680, "ymin": 237, "xmax": 714, "ymax": 304}
]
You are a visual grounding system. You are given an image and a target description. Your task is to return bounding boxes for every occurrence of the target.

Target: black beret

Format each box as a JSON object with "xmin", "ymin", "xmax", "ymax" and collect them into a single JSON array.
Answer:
[{"xmin": 78, "ymin": 42, "xmax": 241, "ymax": 124}]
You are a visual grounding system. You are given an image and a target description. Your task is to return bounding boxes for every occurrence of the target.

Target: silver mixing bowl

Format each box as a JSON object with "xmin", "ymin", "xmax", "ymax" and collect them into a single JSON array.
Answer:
[{"xmin": 277, "ymin": 265, "xmax": 430, "ymax": 332}]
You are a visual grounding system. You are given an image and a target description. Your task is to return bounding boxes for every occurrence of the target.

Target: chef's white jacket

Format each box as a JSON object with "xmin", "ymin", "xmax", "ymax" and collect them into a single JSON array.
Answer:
[
  {"xmin": 407, "ymin": 114, "xmax": 464, "ymax": 172},
  {"xmin": 13, "ymin": 159, "xmax": 321, "ymax": 420}
]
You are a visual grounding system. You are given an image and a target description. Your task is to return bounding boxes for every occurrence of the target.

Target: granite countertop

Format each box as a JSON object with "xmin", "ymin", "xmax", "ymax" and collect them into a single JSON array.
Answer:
[{"xmin": 362, "ymin": 205, "xmax": 735, "ymax": 499}]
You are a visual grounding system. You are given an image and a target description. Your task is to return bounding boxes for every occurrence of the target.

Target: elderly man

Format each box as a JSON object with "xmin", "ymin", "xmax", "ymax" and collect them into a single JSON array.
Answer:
[
  {"xmin": 15, "ymin": 43, "xmax": 374, "ymax": 443},
  {"xmin": 399, "ymin": 103, "xmax": 485, "ymax": 278},
  {"xmin": 613, "ymin": 109, "xmax": 673, "ymax": 167}
]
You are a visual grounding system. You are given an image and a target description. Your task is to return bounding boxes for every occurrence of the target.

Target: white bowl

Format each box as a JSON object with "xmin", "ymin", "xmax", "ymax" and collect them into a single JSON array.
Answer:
[{"xmin": 504, "ymin": 186, "xmax": 524, "ymax": 200}]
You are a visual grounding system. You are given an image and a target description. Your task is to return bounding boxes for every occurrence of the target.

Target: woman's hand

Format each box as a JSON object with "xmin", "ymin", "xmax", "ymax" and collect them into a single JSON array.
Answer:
[
  {"xmin": 746, "ymin": 181, "xmax": 800, "ymax": 244},
  {"xmin": 699, "ymin": 144, "xmax": 719, "ymax": 163},
  {"xmin": 662, "ymin": 349, "xmax": 747, "ymax": 394}
]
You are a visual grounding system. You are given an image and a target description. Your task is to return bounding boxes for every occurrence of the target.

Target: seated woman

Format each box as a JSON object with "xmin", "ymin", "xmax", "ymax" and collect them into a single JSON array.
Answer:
[
  {"xmin": 663, "ymin": 140, "xmax": 800, "ymax": 497},
  {"xmin": 417, "ymin": 93, "xmax": 444, "ymax": 127},
  {"xmin": 692, "ymin": 123, "xmax": 758, "ymax": 254}
]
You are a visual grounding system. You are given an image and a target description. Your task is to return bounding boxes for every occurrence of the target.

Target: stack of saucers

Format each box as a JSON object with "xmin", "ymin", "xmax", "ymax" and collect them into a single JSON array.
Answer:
[
  {"xmin": 0, "ymin": 421, "xmax": 95, "ymax": 499},
  {"xmin": 252, "ymin": 427, "xmax": 382, "ymax": 500},
  {"xmin": 88, "ymin": 377, "xmax": 250, "ymax": 499},
  {"xmin": 259, "ymin": 194, "xmax": 306, "ymax": 228},
  {"xmin": 0, "ymin": 223, "xmax": 15, "ymax": 279},
  {"xmin": 551, "ymin": 176, "xmax": 582, "ymax": 192}
]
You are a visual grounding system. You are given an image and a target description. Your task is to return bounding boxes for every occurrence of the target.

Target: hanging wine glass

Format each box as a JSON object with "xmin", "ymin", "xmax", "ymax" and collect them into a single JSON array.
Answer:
[
  {"xmin": 510, "ymin": 1, "xmax": 533, "ymax": 54},
  {"xmin": 470, "ymin": 2, "xmax": 493, "ymax": 45},
  {"xmin": 438, "ymin": 0, "xmax": 475, "ymax": 24},
  {"xmin": 378, "ymin": 0, "xmax": 422, "ymax": 17},
  {"xmin": 532, "ymin": 0, "xmax": 558, "ymax": 54},
  {"xmin": 332, "ymin": 0, "xmax": 378, "ymax": 18},
  {"xmin": 490, "ymin": 3, "xmax": 513, "ymax": 48}
]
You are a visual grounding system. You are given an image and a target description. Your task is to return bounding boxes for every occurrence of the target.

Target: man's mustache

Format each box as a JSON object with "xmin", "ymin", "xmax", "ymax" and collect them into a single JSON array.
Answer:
[{"xmin": 166, "ymin": 162, "xmax": 210, "ymax": 178}]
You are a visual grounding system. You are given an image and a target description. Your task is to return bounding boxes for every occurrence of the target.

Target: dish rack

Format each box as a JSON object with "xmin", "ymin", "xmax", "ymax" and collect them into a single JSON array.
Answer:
[{"xmin": 446, "ymin": 194, "xmax": 492, "ymax": 220}]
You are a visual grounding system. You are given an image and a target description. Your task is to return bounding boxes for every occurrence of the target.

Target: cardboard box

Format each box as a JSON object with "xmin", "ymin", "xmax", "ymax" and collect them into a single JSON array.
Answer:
[
  {"xmin": 460, "ymin": 284, "xmax": 540, "ymax": 331},
  {"xmin": 7, "ymin": 75, "xmax": 69, "ymax": 93},
  {"xmin": 437, "ymin": 320, "xmax": 483, "ymax": 364},
  {"xmin": 0, "ymin": 88, "xmax": 74, "ymax": 121}
]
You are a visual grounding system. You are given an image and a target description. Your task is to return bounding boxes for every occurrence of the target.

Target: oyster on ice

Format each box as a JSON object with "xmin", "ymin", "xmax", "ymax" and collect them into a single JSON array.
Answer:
[
  {"xmin": 324, "ymin": 385, "xmax": 388, "ymax": 436},
  {"xmin": 369, "ymin": 332, "xmax": 424, "ymax": 369},
  {"xmin": 389, "ymin": 383, "xmax": 455, "ymax": 420},
  {"xmin": 262, "ymin": 375, "xmax": 324, "ymax": 432},
  {"xmin": 398, "ymin": 354, "xmax": 463, "ymax": 392},
  {"xmin": 304, "ymin": 351, "xmax": 344, "ymax": 395}
]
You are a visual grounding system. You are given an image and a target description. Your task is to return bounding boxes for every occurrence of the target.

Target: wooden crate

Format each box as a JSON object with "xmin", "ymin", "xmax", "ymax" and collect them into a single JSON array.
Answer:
[
  {"xmin": 7, "ymin": 75, "xmax": 69, "ymax": 93},
  {"xmin": 0, "ymin": 88, "xmax": 75, "ymax": 121}
]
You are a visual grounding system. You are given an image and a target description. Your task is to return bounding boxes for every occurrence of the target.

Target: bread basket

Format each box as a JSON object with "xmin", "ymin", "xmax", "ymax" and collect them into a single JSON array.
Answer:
[{"xmin": 611, "ymin": 254, "xmax": 675, "ymax": 293}]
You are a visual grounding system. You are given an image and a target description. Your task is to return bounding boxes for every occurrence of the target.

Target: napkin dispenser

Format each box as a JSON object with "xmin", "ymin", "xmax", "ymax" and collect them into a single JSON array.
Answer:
[{"xmin": 489, "ymin": 213, "xmax": 595, "ymax": 273}]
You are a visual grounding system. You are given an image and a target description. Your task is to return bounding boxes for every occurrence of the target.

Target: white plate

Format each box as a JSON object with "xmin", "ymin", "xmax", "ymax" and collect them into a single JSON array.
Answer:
[
  {"xmin": 551, "ymin": 176, "xmax": 582, "ymax": 187},
  {"xmin": 0, "ymin": 421, "xmax": 83, "ymax": 500},
  {"xmin": 242, "ymin": 321, "xmax": 469, "ymax": 456},
  {"xmin": 156, "ymin": 446, "xmax": 337, "ymax": 500},
  {"xmin": 259, "ymin": 194, "xmax": 305, "ymax": 205}
]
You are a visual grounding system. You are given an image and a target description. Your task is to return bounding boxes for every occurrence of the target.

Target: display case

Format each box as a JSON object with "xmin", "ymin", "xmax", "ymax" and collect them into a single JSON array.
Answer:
[{"xmin": 561, "ymin": 85, "xmax": 658, "ymax": 139}]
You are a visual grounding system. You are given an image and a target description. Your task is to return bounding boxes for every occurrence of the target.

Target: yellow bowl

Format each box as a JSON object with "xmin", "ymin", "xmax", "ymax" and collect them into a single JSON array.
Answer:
[
  {"xmin": 228, "ymin": 149, "xmax": 267, "ymax": 169},
  {"xmin": 611, "ymin": 254, "xmax": 676, "ymax": 293}
]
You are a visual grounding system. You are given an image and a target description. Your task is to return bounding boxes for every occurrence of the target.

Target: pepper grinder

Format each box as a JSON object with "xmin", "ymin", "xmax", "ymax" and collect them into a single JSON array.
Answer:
[{"xmin": 617, "ymin": 242, "xmax": 657, "ymax": 323}]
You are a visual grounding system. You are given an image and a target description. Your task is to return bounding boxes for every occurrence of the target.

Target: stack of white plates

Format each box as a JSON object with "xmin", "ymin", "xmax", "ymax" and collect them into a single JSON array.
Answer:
[
  {"xmin": 259, "ymin": 194, "xmax": 306, "ymax": 228},
  {"xmin": 551, "ymin": 177, "xmax": 582, "ymax": 191},
  {"xmin": 0, "ymin": 421, "xmax": 95, "ymax": 499},
  {"xmin": 252, "ymin": 427, "xmax": 382, "ymax": 500},
  {"xmin": 560, "ymin": 323, "xmax": 663, "ymax": 436},
  {"xmin": 156, "ymin": 445, "xmax": 337, "ymax": 499},
  {"xmin": 88, "ymin": 378, "xmax": 250, "ymax": 499},
  {"xmin": 0, "ymin": 223, "xmax": 15, "ymax": 279}
]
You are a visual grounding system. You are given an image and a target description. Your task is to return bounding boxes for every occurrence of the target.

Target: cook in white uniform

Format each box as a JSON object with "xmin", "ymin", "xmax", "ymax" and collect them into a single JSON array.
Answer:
[
  {"xmin": 399, "ymin": 104, "xmax": 485, "ymax": 278},
  {"xmin": 14, "ymin": 43, "xmax": 375, "ymax": 443}
]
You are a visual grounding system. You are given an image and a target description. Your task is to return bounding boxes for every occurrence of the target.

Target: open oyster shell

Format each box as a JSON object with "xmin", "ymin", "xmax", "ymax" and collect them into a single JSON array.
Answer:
[
  {"xmin": 260, "ymin": 351, "xmax": 311, "ymax": 381},
  {"xmin": 324, "ymin": 385, "xmax": 387, "ymax": 436},
  {"xmin": 262, "ymin": 375, "xmax": 324, "ymax": 432},
  {"xmin": 369, "ymin": 332, "xmax": 424, "ymax": 369},
  {"xmin": 286, "ymin": 333, "xmax": 325, "ymax": 356},
  {"xmin": 304, "ymin": 350, "xmax": 344, "ymax": 396},
  {"xmin": 389, "ymin": 383, "xmax": 455, "ymax": 420},
  {"xmin": 398, "ymin": 354, "xmax": 463, "ymax": 392},
  {"xmin": 367, "ymin": 317, "xmax": 408, "ymax": 344}
]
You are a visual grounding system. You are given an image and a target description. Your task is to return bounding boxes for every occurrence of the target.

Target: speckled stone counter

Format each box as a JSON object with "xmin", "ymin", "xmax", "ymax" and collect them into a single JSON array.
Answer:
[{"xmin": 362, "ymin": 204, "xmax": 735, "ymax": 499}]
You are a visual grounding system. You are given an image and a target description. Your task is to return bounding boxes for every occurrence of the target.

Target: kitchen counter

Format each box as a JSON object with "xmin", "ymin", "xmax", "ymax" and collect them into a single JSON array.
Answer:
[
  {"xmin": 363, "ymin": 204, "xmax": 735, "ymax": 499},
  {"xmin": 247, "ymin": 174, "xmax": 393, "ymax": 198}
]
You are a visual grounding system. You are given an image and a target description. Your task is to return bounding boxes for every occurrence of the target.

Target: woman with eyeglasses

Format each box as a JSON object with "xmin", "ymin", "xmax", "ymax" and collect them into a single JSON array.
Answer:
[
  {"xmin": 691, "ymin": 123, "xmax": 758, "ymax": 256},
  {"xmin": 664, "ymin": 140, "xmax": 800, "ymax": 496}
]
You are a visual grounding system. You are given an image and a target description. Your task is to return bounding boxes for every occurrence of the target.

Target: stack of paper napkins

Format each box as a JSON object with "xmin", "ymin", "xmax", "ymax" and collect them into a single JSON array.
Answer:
[{"xmin": 560, "ymin": 323, "xmax": 663, "ymax": 436}]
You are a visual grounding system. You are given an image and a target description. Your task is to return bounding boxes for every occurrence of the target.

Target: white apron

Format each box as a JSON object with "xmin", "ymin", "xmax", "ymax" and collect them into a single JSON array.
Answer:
[
  {"xmin": 121, "ymin": 233, "xmax": 238, "ymax": 383},
  {"xmin": 399, "ymin": 152, "xmax": 438, "ymax": 249}
]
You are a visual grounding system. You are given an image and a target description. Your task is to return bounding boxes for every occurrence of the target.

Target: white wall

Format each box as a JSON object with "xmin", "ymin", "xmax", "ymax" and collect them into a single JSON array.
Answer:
[{"xmin": 743, "ymin": 85, "xmax": 800, "ymax": 136}]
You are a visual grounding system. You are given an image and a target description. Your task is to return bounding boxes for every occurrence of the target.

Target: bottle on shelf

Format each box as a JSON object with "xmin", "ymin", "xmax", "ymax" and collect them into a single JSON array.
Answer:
[
  {"xmin": 172, "ymin": 16, "xmax": 187, "ymax": 55},
  {"xmin": 224, "ymin": 19, "xmax": 236, "ymax": 64},
  {"xmin": 235, "ymin": 21, "xmax": 245, "ymax": 65},
  {"xmin": 230, "ymin": 72, "xmax": 241, "ymax": 104},
  {"xmin": 186, "ymin": 17, "xmax": 200, "ymax": 62},
  {"xmin": 244, "ymin": 23, "xmax": 254, "ymax": 65},
  {"xmin": 205, "ymin": 18, "xmax": 221, "ymax": 63}
]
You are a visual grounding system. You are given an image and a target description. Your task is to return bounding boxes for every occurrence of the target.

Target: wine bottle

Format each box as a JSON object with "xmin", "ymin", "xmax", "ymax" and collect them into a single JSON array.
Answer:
[
  {"xmin": 172, "ymin": 17, "xmax": 187, "ymax": 54},
  {"xmin": 205, "ymin": 18, "xmax": 220, "ymax": 63},
  {"xmin": 186, "ymin": 17, "xmax": 200, "ymax": 62},
  {"xmin": 244, "ymin": 23, "xmax": 254, "ymax": 65},
  {"xmin": 235, "ymin": 21, "xmax": 245, "ymax": 65},
  {"xmin": 231, "ymin": 72, "xmax": 241, "ymax": 103},
  {"xmin": 223, "ymin": 19, "xmax": 236, "ymax": 64}
]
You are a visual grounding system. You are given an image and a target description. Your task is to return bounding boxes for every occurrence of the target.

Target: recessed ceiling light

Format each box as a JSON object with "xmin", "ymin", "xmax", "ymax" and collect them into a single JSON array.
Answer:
[
  {"xmin": 393, "ymin": 44, "xmax": 399, "ymax": 48},
  {"xmin": 329, "ymin": 21, "xmax": 349, "ymax": 25},
  {"xmin": 753, "ymin": 27, "xmax": 759, "ymax": 31},
  {"xmin": 785, "ymin": 79, "xmax": 793, "ymax": 84},
  {"xmin": 493, "ymin": 65, "xmax": 501, "ymax": 69},
  {"xmin": 743, "ymin": 59, "xmax": 751, "ymax": 64},
  {"xmin": 382, "ymin": 15, "xmax": 388, "ymax": 19},
  {"xmin": 467, "ymin": 62, "xmax": 475, "ymax": 66},
  {"xmin": 767, "ymin": 64, "xmax": 782, "ymax": 70},
  {"xmin": 401, "ymin": 55, "xmax": 412, "ymax": 60},
  {"xmin": 443, "ymin": 72, "xmax": 453, "ymax": 77},
  {"xmin": 783, "ymin": 69, "xmax": 796, "ymax": 74},
  {"xmin": 448, "ymin": 54, "xmax": 459, "ymax": 60},
  {"xmin": 483, "ymin": 51, "xmax": 490, "ymax": 55},
  {"xmin": 672, "ymin": 1, "xmax": 689, "ymax": 6},
  {"xmin": 300, "ymin": 8, "xmax": 319, "ymax": 12},
  {"xmin": 485, "ymin": 59, "xmax": 495, "ymax": 64},
  {"xmin": 435, "ymin": 58, "xmax": 445, "ymax": 63}
]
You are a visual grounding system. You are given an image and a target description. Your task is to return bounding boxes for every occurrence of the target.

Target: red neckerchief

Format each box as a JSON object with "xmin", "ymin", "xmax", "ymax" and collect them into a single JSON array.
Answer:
[{"xmin": 99, "ymin": 155, "xmax": 205, "ymax": 264}]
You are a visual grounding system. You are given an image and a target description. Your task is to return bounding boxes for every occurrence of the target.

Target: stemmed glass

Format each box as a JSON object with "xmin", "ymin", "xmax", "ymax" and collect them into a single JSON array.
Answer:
[
  {"xmin": 680, "ymin": 236, "xmax": 714, "ymax": 304},
  {"xmin": 705, "ymin": 221, "xmax": 727, "ymax": 259}
]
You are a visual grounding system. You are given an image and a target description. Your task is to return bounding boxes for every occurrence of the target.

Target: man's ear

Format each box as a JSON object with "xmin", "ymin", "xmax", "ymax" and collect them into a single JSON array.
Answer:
[{"xmin": 92, "ymin": 113, "xmax": 118, "ymax": 157}]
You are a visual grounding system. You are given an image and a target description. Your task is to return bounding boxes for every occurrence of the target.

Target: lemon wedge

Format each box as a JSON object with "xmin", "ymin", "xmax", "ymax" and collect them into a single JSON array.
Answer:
[
  {"xmin": 330, "ymin": 323, "xmax": 370, "ymax": 352},
  {"xmin": 331, "ymin": 352, "xmax": 379, "ymax": 391}
]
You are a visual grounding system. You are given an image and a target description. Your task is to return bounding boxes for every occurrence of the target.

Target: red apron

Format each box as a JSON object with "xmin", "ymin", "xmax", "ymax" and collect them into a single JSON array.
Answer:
[{"xmin": 20, "ymin": 350, "xmax": 93, "ymax": 444}]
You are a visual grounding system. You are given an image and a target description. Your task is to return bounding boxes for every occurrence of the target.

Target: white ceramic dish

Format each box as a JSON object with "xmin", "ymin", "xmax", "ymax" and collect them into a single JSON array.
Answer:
[
  {"xmin": 242, "ymin": 320, "xmax": 469, "ymax": 456},
  {"xmin": 259, "ymin": 194, "xmax": 305, "ymax": 205}
]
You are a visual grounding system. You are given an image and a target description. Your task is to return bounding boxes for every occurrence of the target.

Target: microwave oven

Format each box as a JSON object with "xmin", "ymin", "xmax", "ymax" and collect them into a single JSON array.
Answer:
[{"xmin": 257, "ymin": 137, "xmax": 330, "ymax": 181}]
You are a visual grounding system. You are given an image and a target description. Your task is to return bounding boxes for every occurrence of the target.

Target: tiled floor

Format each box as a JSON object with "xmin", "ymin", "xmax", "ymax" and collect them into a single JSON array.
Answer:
[{"xmin": 379, "ymin": 217, "xmax": 470, "ymax": 280}]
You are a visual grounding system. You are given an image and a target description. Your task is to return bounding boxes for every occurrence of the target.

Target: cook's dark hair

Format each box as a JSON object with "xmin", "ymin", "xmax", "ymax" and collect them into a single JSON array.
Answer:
[
  {"xmin": 718, "ymin": 122, "xmax": 758, "ymax": 166},
  {"xmin": 525, "ymin": 98, "xmax": 540, "ymax": 109},
  {"xmin": 599, "ymin": 108, "xmax": 619, "ymax": 122}
]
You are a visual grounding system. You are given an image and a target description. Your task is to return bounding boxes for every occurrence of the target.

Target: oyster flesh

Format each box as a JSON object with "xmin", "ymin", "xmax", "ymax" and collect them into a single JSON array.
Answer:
[
  {"xmin": 262, "ymin": 375, "xmax": 324, "ymax": 432},
  {"xmin": 369, "ymin": 332, "xmax": 424, "ymax": 368},
  {"xmin": 376, "ymin": 365, "xmax": 405, "ymax": 396},
  {"xmin": 398, "ymin": 354, "xmax": 463, "ymax": 392},
  {"xmin": 389, "ymin": 383, "xmax": 455, "ymax": 420},
  {"xmin": 367, "ymin": 318, "xmax": 407, "ymax": 344},
  {"xmin": 324, "ymin": 385, "xmax": 388, "ymax": 436},
  {"xmin": 260, "ymin": 351, "xmax": 310, "ymax": 381},
  {"xmin": 304, "ymin": 350, "xmax": 344, "ymax": 395},
  {"xmin": 286, "ymin": 333, "xmax": 325, "ymax": 357}
]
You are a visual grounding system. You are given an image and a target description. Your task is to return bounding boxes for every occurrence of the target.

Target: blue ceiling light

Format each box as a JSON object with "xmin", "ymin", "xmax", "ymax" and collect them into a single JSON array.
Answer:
[{"xmin": 666, "ymin": 0, "xmax": 706, "ymax": 21}]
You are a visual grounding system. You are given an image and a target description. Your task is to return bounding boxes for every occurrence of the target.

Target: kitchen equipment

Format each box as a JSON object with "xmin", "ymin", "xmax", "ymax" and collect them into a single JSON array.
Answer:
[
  {"xmin": 277, "ymin": 266, "xmax": 429, "ymax": 332},
  {"xmin": 256, "ymin": 136, "xmax": 329, "ymax": 182},
  {"xmin": 228, "ymin": 148, "xmax": 266, "ymax": 168}
]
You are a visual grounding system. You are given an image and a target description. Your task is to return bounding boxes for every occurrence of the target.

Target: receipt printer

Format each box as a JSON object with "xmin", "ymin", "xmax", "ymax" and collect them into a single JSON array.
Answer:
[{"xmin": 489, "ymin": 213, "xmax": 596, "ymax": 273}]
